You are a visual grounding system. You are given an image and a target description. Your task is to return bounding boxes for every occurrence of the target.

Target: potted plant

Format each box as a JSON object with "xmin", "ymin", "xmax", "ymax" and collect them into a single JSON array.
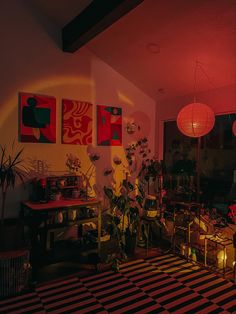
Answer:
[
  {"xmin": 0, "ymin": 143, "xmax": 31, "ymax": 297},
  {"xmin": 0, "ymin": 143, "xmax": 27, "ymax": 250},
  {"xmin": 104, "ymin": 178, "xmax": 144, "ymax": 258}
]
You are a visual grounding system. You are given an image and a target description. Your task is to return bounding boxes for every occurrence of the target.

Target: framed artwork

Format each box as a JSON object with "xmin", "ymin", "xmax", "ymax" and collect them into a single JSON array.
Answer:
[
  {"xmin": 19, "ymin": 92, "xmax": 56, "ymax": 143},
  {"xmin": 62, "ymin": 99, "xmax": 92, "ymax": 145},
  {"xmin": 97, "ymin": 105, "xmax": 122, "ymax": 146}
]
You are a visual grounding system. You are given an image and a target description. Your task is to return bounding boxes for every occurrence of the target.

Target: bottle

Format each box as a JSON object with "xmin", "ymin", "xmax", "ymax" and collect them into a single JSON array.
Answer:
[{"xmin": 191, "ymin": 248, "xmax": 197, "ymax": 263}]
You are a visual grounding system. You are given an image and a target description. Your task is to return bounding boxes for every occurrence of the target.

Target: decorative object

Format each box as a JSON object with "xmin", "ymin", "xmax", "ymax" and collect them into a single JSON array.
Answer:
[
  {"xmin": 176, "ymin": 61, "xmax": 215, "ymax": 201},
  {"xmin": 97, "ymin": 105, "xmax": 122, "ymax": 146},
  {"xmin": 177, "ymin": 61, "xmax": 215, "ymax": 138},
  {"xmin": 232, "ymin": 120, "xmax": 236, "ymax": 137},
  {"xmin": 0, "ymin": 144, "xmax": 26, "ymax": 232},
  {"xmin": 88, "ymin": 152, "xmax": 100, "ymax": 162},
  {"xmin": 228, "ymin": 204, "xmax": 236, "ymax": 224},
  {"xmin": 62, "ymin": 99, "xmax": 92, "ymax": 145},
  {"xmin": 138, "ymin": 157, "xmax": 162, "ymax": 194},
  {"xmin": 113, "ymin": 156, "xmax": 122, "ymax": 165},
  {"xmin": 68, "ymin": 209, "xmax": 77, "ymax": 221},
  {"xmin": 0, "ymin": 144, "xmax": 30, "ymax": 296},
  {"xmin": 217, "ymin": 249, "xmax": 227, "ymax": 269},
  {"xmin": 65, "ymin": 153, "xmax": 81, "ymax": 173},
  {"xmin": 125, "ymin": 122, "xmax": 140, "ymax": 135},
  {"xmin": 104, "ymin": 179, "xmax": 141, "ymax": 258},
  {"xmin": 144, "ymin": 195, "xmax": 158, "ymax": 218},
  {"xmin": 19, "ymin": 92, "xmax": 56, "ymax": 143},
  {"xmin": 78, "ymin": 152, "xmax": 101, "ymax": 199},
  {"xmin": 125, "ymin": 137, "xmax": 150, "ymax": 166},
  {"xmin": 103, "ymin": 167, "xmax": 113, "ymax": 176},
  {"xmin": 85, "ymin": 152, "xmax": 101, "ymax": 180},
  {"xmin": 177, "ymin": 103, "xmax": 215, "ymax": 138},
  {"xmin": 0, "ymin": 249, "xmax": 31, "ymax": 298}
]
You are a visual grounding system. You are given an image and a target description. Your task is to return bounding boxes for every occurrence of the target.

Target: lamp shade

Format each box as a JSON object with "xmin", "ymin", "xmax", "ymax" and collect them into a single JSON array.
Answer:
[
  {"xmin": 232, "ymin": 120, "xmax": 236, "ymax": 136},
  {"xmin": 177, "ymin": 103, "xmax": 215, "ymax": 138}
]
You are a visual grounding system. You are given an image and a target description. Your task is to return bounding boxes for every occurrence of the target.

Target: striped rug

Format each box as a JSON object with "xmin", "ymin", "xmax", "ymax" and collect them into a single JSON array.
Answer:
[{"xmin": 0, "ymin": 253, "xmax": 236, "ymax": 313}]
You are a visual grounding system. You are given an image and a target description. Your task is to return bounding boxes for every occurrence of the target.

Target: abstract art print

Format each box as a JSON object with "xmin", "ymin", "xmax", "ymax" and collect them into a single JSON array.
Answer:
[
  {"xmin": 62, "ymin": 99, "xmax": 92, "ymax": 145},
  {"xmin": 97, "ymin": 105, "xmax": 122, "ymax": 146},
  {"xmin": 19, "ymin": 92, "xmax": 56, "ymax": 143}
]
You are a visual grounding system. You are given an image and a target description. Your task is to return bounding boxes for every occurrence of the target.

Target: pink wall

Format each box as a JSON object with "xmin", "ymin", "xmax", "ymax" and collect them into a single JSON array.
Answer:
[{"xmin": 0, "ymin": 1, "xmax": 156, "ymax": 218}]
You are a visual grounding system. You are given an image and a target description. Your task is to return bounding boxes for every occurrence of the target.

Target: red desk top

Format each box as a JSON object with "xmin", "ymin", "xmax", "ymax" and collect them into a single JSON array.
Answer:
[{"xmin": 21, "ymin": 199, "xmax": 100, "ymax": 211}]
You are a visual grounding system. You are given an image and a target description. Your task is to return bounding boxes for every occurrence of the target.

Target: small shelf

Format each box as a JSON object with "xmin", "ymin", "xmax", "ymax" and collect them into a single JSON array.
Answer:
[
  {"xmin": 56, "ymin": 185, "xmax": 80, "ymax": 189},
  {"xmin": 30, "ymin": 174, "xmax": 84, "ymax": 203},
  {"xmin": 42, "ymin": 217, "xmax": 99, "ymax": 230}
]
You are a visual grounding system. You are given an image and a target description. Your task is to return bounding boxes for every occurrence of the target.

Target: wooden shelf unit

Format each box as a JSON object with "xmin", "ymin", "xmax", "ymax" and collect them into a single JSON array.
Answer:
[{"xmin": 21, "ymin": 198, "xmax": 102, "ymax": 275}]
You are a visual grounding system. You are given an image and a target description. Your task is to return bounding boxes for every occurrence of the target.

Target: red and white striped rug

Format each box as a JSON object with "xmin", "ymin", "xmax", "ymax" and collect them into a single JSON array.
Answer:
[{"xmin": 0, "ymin": 253, "xmax": 236, "ymax": 313}]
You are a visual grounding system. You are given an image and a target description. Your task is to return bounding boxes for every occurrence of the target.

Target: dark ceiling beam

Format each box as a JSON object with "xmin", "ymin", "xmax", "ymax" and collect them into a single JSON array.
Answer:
[{"xmin": 62, "ymin": 0, "xmax": 143, "ymax": 52}]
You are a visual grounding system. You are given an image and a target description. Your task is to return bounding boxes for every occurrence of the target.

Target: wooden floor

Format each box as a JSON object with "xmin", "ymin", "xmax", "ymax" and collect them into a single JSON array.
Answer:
[{"xmin": 1, "ymin": 252, "xmax": 236, "ymax": 313}]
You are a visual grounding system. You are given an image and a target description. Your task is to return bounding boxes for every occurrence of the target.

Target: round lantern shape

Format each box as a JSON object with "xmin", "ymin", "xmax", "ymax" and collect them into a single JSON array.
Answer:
[
  {"xmin": 177, "ymin": 103, "xmax": 215, "ymax": 138},
  {"xmin": 232, "ymin": 120, "xmax": 236, "ymax": 137}
]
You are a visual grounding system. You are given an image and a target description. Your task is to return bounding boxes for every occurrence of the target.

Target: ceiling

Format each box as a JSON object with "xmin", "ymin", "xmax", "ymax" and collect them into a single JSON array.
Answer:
[{"xmin": 28, "ymin": 0, "xmax": 236, "ymax": 102}]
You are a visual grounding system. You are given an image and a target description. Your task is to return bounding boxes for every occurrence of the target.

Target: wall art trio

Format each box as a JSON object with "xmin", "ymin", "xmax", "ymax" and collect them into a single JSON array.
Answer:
[{"xmin": 19, "ymin": 92, "xmax": 122, "ymax": 146}]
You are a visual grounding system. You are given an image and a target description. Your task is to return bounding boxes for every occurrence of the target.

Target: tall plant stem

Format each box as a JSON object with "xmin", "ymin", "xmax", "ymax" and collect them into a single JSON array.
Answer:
[{"xmin": 1, "ymin": 189, "xmax": 6, "ymax": 227}]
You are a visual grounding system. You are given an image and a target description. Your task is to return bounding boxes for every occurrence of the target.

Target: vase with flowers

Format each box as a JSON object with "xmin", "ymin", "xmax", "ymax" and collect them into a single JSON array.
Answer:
[{"xmin": 65, "ymin": 153, "xmax": 81, "ymax": 173}]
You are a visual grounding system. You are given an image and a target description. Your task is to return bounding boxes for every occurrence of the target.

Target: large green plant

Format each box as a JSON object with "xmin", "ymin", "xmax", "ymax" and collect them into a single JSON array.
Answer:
[
  {"xmin": 0, "ymin": 144, "xmax": 25, "ymax": 227},
  {"xmin": 104, "ymin": 179, "xmax": 144, "ymax": 257}
]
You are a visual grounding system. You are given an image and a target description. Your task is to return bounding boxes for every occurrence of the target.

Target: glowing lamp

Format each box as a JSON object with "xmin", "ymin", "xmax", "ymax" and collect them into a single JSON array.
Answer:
[
  {"xmin": 217, "ymin": 250, "xmax": 227, "ymax": 269},
  {"xmin": 232, "ymin": 120, "xmax": 236, "ymax": 137},
  {"xmin": 177, "ymin": 103, "xmax": 215, "ymax": 138}
]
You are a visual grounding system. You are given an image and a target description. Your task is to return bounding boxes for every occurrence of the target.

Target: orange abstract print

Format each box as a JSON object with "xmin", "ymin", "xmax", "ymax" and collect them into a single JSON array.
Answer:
[{"xmin": 62, "ymin": 99, "xmax": 92, "ymax": 145}]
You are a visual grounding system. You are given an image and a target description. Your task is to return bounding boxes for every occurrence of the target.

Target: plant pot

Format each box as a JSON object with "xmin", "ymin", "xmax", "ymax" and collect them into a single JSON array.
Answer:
[
  {"xmin": 125, "ymin": 230, "xmax": 137, "ymax": 257},
  {"xmin": 0, "ymin": 218, "xmax": 25, "ymax": 251}
]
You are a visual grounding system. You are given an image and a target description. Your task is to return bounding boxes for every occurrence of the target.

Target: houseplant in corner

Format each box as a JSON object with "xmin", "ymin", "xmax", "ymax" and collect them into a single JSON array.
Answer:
[
  {"xmin": 0, "ymin": 144, "xmax": 26, "ymax": 235},
  {"xmin": 0, "ymin": 143, "xmax": 30, "ymax": 297}
]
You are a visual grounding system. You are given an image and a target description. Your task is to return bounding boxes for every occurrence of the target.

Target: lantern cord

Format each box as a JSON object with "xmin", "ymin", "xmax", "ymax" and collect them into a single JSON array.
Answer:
[
  {"xmin": 196, "ymin": 137, "xmax": 201, "ymax": 202},
  {"xmin": 193, "ymin": 60, "xmax": 216, "ymax": 103}
]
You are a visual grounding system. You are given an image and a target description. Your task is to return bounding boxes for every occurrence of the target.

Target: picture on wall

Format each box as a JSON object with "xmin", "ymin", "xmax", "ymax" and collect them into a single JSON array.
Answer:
[
  {"xmin": 97, "ymin": 105, "xmax": 122, "ymax": 146},
  {"xmin": 19, "ymin": 92, "xmax": 56, "ymax": 143},
  {"xmin": 62, "ymin": 99, "xmax": 93, "ymax": 145}
]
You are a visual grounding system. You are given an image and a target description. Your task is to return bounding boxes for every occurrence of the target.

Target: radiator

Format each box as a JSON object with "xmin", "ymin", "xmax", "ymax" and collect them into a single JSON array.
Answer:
[{"xmin": 0, "ymin": 249, "xmax": 31, "ymax": 298}]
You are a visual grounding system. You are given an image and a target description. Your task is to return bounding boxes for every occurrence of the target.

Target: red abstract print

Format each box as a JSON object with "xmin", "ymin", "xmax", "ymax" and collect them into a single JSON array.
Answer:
[{"xmin": 97, "ymin": 105, "xmax": 122, "ymax": 146}]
